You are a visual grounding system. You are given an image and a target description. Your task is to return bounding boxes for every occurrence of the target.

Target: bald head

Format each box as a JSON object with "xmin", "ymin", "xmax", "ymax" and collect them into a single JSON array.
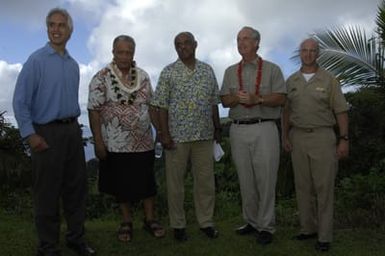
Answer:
[
  {"xmin": 300, "ymin": 38, "xmax": 319, "ymax": 53},
  {"xmin": 299, "ymin": 38, "xmax": 319, "ymax": 70},
  {"xmin": 174, "ymin": 32, "xmax": 195, "ymax": 45}
]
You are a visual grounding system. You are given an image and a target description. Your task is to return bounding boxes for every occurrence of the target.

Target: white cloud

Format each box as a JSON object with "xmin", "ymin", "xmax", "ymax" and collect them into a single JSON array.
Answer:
[
  {"xmin": 84, "ymin": 0, "xmax": 381, "ymax": 83},
  {"xmin": 79, "ymin": 62, "xmax": 98, "ymax": 111},
  {"xmin": 0, "ymin": 61, "xmax": 21, "ymax": 119}
]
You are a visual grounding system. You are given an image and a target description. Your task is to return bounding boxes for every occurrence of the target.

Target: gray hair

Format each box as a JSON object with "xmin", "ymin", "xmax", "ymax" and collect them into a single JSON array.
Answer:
[
  {"xmin": 241, "ymin": 26, "xmax": 260, "ymax": 42},
  {"xmin": 46, "ymin": 8, "xmax": 73, "ymax": 33},
  {"xmin": 113, "ymin": 35, "xmax": 136, "ymax": 50}
]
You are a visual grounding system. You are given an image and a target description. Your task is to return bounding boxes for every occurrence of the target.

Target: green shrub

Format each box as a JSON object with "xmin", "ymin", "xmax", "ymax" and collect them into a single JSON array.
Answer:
[
  {"xmin": 0, "ymin": 111, "xmax": 32, "ymax": 215},
  {"xmin": 335, "ymin": 159, "xmax": 385, "ymax": 228},
  {"xmin": 339, "ymin": 88, "xmax": 385, "ymax": 178}
]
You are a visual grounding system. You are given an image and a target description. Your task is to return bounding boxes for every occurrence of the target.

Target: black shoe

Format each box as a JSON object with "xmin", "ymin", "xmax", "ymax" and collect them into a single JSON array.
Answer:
[
  {"xmin": 294, "ymin": 233, "xmax": 317, "ymax": 240},
  {"xmin": 66, "ymin": 242, "xmax": 96, "ymax": 256},
  {"xmin": 200, "ymin": 226, "xmax": 219, "ymax": 239},
  {"xmin": 315, "ymin": 241, "xmax": 330, "ymax": 252},
  {"xmin": 257, "ymin": 231, "xmax": 273, "ymax": 245},
  {"xmin": 235, "ymin": 223, "xmax": 257, "ymax": 235},
  {"xmin": 36, "ymin": 251, "xmax": 61, "ymax": 256},
  {"xmin": 174, "ymin": 228, "xmax": 188, "ymax": 242}
]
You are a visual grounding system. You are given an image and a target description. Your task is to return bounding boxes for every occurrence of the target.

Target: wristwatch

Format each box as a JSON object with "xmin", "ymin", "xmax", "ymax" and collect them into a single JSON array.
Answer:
[{"xmin": 338, "ymin": 135, "xmax": 349, "ymax": 141}]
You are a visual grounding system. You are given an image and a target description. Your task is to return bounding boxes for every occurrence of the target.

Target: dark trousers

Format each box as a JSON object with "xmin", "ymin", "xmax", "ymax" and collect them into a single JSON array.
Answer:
[{"xmin": 32, "ymin": 121, "xmax": 87, "ymax": 253}]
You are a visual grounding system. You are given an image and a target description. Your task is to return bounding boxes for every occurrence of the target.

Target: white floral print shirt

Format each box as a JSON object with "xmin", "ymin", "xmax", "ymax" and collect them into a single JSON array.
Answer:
[{"xmin": 88, "ymin": 63, "xmax": 154, "ymax": 152}]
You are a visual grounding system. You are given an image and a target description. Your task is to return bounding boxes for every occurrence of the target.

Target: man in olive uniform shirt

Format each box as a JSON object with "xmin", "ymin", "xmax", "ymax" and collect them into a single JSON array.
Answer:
[
  {"xmin": 282, "ymin": 38, "xmax": 349, "ymax": 252},
  {"xmin": 221, "ymin": 26, "xmax": 286, "ymax": 245}
]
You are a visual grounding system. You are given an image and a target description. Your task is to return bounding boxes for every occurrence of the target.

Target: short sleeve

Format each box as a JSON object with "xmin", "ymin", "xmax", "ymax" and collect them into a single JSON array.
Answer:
[{"xmin": 87, "ymin": 71, "xmax": 106, "ymax": 110}]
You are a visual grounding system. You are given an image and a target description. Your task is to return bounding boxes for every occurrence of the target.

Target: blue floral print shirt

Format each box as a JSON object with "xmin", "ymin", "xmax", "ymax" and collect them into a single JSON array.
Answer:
[{"xmin": 151, "ymin": 59, "xmax": 220, "ymax": 143}]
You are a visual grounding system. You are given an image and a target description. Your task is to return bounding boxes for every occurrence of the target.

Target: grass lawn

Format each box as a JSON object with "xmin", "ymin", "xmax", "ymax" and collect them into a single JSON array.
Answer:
[{"xmin": 1, "ymin": 212, "xmax": 385, "ymax": 256}]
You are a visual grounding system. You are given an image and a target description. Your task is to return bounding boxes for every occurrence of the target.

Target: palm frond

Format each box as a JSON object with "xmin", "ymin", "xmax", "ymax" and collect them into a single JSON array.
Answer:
[
  {"xmin": 376, "ymin": 0, "xmax": 385, "ymax": 43},
  {"xmin": 290, "ymin": 2, "xmax": 385, "ymax": 89},
  {"xmin": 289, "ymin": 26, "xmax": 385, "ymax": 87},
  {"xmin": 314, "ymin": 26, "xmax": 383, "ymax": 86}
]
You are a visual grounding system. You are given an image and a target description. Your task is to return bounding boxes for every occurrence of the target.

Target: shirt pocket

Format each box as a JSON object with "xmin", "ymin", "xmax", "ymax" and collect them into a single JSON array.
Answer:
[
  {"xmin": 287, "ymin": 86, "xmax": 299, "ymax": 101},
  {"xmin": 310, "ymin": 86, "xmax": 329, "ymax": 104}
]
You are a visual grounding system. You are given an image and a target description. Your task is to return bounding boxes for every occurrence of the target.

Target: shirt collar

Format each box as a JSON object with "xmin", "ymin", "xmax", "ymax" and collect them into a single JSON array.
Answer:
[
  {"xmin": 176, "ymin": 58, "xmax": 201, "ymax": 71},
  {"xmin": 293, "ymin": 67, "xmax": 322, "ymax": 81},
  {"xmin": 241, "ymin": 56, "xmax": 259, "ymax": 67},
  {"xmin": 45, "ymin": 42, "xmax": 70, "ymax": 58}
]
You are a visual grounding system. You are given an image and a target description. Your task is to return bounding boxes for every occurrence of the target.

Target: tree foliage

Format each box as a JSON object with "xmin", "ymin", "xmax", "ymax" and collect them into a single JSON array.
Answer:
[
  {"xmin": 0, "ymin": 111, "xmax": 32, "ymax": 214},
  {"xmin": 0, "ymin": 111, "xmax": 31, "ymax": 187}
]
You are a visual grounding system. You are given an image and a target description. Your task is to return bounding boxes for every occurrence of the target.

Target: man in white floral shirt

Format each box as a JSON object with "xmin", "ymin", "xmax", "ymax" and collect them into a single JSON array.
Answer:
[
  {"xmin": 151, "ymin": 32, "xmax": 222, "ymax": 241},
  {"xmin": 88, "ymin": 35, "xmax": 165, "ymax": 242}
]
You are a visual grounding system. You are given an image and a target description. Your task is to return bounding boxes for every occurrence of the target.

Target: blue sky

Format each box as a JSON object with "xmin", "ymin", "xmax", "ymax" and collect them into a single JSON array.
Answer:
[{"xmin": 0, "ymin": 0, "xmax": 381, "ymax": 127}]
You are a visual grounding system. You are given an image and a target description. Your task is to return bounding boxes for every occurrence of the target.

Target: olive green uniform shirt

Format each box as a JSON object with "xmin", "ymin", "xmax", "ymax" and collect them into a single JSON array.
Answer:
[{"xmin": 286, "ymin": 67, "xmax": 349, "ymax": 128}]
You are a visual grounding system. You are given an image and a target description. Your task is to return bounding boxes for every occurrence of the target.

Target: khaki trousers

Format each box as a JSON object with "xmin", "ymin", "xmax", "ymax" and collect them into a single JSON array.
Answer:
[
  {"xmin": 230, "ymin": 121, "xmax": 280, "ymax": 233},
  {"xmin": 165, "ymin": 140, "xmax": 215, "ymax": 228},
  {"xmin": 290, "ymin": 127, "xmax": 338, "ymax": 242}
]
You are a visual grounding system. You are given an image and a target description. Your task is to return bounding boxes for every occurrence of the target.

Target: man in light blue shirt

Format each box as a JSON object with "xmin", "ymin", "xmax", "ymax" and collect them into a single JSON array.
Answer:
[
  {"xmin": 12, "ymin": 8, "xmax": 95, "ymax": 256},
  {"xmin": 13, "ymin": 43, "xmax": 80, "ymax": 139}
]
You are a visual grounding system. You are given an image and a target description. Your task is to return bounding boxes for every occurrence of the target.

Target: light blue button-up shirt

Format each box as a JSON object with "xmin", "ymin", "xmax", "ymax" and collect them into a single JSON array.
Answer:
[{"xmin": 13, "ymin": 43, "xmax": 80, "ymax": 138}]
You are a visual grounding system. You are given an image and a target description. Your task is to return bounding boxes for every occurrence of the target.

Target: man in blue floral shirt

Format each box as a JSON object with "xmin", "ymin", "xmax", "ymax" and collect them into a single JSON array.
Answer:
[{"xmin": 151, "ymin": 31, "xmax": 221, "ymax": 241}]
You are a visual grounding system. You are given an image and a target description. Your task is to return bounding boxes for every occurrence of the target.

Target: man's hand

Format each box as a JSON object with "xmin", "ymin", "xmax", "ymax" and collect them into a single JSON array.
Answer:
[
  {"xmin": 282, "ymin": 137, "xmax": 293, "ymax": 152},
  {"xmin": 237, "ymin": 91, "xmax": 264, "ymax": 105},
  {"xmin": 337, "ymin": 140, "xmax": 349, "ymax": 159},
  {"xmin": 214, "ymin": 129, "xmax": 222, "ymax": 143},
  {"xmin": 94, "ymin": 140, "xmax": 107, "ymax": 160},
  {"xmin": 160, "ymin": 133, "xmax": 175, "ymax": 150},
  {"xmin": 238, "ymin": 91, "xmax": 256, "ymax": 105},
  {"xmin": 27, "ymin": 134, "xmax": 49, "ymax": 152}
]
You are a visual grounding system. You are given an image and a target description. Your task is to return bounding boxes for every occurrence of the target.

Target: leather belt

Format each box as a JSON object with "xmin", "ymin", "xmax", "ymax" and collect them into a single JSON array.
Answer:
[
  {"xmin": 233, "ymin": 118, "xmax": 275, "ymax": 125},
  {"xmin": 51, "ymin": 117, "xmax": 77, "ymax": 124},
  {"xmin": 295, "ymin": 127, "xmax": 332, "ymax": 133}
]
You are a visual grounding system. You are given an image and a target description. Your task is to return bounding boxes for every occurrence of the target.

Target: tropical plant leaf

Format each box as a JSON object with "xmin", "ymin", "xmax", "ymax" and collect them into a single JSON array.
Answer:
[
  {"xmin": 376, "ymin": 0, "xmax": 385, "ymax": 43},
  {"xmin": 291, "ymin": 25, "xmax": 385, "ymax": 88},
  {"xmin": 290, "ymin": 1, "xmax": 385, "ymax": 88},
  {"xmin": 314, "ymin": 26, "xmax": 385, "ymax": 87}
]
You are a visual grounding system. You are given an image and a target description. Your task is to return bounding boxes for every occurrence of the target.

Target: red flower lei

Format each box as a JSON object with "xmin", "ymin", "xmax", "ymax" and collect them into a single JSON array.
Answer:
[{"xmin": 237, "ymin": 56, "xmax": 263, "ymax": 108}]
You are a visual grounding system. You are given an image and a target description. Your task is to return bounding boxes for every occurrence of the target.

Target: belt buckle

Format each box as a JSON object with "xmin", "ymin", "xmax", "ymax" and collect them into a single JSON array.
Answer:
[{"xmin": 304, "ymin": 128, "xmax": 314, "ymax": 133}]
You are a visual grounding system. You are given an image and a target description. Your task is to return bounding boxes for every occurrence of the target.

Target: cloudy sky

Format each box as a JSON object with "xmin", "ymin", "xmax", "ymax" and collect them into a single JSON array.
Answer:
[{"xmin": 0, "ymin": 0, "xmax": 381, "ymax": 126}]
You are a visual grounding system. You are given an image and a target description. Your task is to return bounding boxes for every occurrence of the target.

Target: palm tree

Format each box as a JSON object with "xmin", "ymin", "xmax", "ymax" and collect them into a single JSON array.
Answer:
[{"xmin": 305, "ymin": 1, "xmax": 385, "ymax": 89}]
